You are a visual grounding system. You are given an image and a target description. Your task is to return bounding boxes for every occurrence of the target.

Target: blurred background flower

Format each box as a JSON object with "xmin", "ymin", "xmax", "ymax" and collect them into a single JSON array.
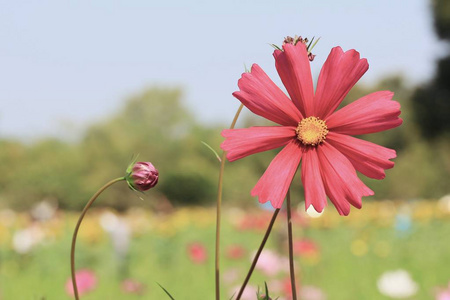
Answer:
[
  {"xmin": 65, "ymin": 269, "xmax": 97, "ymax": 297},
  {"xmin": 377, "ymin": 269, "xmax": 418, "ymax": 299},
  {"xmin": 187, "ymin": 241, "xmax": 208, "ymax": 264}
]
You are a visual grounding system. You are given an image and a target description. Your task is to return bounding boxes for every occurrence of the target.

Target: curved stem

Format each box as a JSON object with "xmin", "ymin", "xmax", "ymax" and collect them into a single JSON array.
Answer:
[
  {"xmin": 215, "ymin": 103, "xmax": 244, "ymax": 300},
  {"xmin": 236, "ymin": 208, "xmax": 280, "ymax": 300},
  {"xmin": 70, "ymin": 177, "xmax": 125, "ymax": 300},
  {"xmin": 286, "ymin": 189, "xmax": 297, "ymax": 300}
]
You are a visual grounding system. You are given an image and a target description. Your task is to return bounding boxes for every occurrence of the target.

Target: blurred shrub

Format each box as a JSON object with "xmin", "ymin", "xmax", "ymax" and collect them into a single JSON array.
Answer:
[
  {"xmin": 1, "ymin": 76, "xmax": 449, "ymax": 211},
  {"xmin": 159, "ymin": 172, "xmax": 215, "ymax": 205}
]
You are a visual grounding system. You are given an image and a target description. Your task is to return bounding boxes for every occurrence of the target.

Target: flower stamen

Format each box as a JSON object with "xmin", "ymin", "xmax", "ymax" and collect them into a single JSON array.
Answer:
[{"xmin": 296, "ymin": 117, "xmax": 328, "ymax": 146}]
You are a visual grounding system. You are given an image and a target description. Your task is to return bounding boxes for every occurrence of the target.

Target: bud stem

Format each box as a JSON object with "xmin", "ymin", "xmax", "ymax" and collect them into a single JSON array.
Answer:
[
  {"xmin": 286, "ymin": 189, "xmax": 298, "ymax": 300},
  {"xmin": 70, "ymin": 177, "xmax": 125, "ymax": 300},
  {"xmin": 215, "ymin": 103, "xmax": 244, "ymax": 300}
]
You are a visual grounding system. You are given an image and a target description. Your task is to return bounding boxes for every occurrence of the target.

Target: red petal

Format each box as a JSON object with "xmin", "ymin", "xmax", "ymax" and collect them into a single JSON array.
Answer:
[
  {"xmin": 301, "ymin": 147, "xmax": 327, "ymax": 213},
  {"xmin": 314, "ymin": 47, "xmax": 369, "ymax": 119},
  {"xmin": 326, "ymin": 91, "xmax": 402, "ymax": 135},
  {"xmin": 251, "ymin": 140, "xmax": 302, "ymax": 208},
  {"xmin": 273, "ymin": 43, "xmax": 315, "ymax": 116},
  {"xmin": 327, "ymin": 132, "xmax": 396, "ymax": 179},
  {"xmin": 233, "ymin": 64, "xmax": 302, "ymax": 126},
  {"xmin": 221, "ymin": 126, "xmax": 295, "ymax": 161},
  {"xmin": 317, "ymin": 143, "xmax": 374, "ymax": 216}
]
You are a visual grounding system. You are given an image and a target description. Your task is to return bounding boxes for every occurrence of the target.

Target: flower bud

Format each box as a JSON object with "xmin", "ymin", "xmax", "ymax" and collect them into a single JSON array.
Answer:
[{"xmin": 126, "ymin": 162, "xmax": 159, "ymax": 192}]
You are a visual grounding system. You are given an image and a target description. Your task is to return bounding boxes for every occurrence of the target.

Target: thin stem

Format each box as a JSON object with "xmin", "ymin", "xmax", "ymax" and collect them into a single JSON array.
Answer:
[
  {"xmin": 70, "ymin": 177, "xmax": 125, "ymax": 300},
  {"xmin": 215, "ymin": 103, "xmax": 244, "ymax": 300},
  {"xmin": 236, "ymin": 208, "xmax": 280, "ymax": 300},
  {"xmin": 286, "ymin": 189, "xmax": 297, "ymax": 300}
]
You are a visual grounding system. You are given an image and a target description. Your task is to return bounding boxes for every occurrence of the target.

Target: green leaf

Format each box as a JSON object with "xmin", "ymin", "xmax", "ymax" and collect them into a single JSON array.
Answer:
[
  {"xmin": 157, "ymin": 282, "xmax": 176, "ymax": 300},
  {"xmin": 269, "ymin": 43, "xmax": 282, "ymax": 51},
  {"xmin": 201, "ymin": 141, "xmax": 222, "ymax": 162},
  {"xmin": 308, "ymin": 36, "xmax": 321, "ymax": 53},
  {"xmin": 264, "ymin": 282, "xmax": 270, "ymax": 299}
]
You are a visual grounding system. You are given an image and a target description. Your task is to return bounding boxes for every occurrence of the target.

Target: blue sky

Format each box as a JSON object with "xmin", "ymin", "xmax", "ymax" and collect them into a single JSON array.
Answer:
[{"xmin": 0, "ymin": 0, "xmax": 443, "ymax": 140}]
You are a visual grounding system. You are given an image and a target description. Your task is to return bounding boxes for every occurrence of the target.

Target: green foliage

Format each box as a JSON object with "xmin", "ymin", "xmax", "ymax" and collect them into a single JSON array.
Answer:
[
  {"xmin": 159, "ymin": 172, "xmax": 215, "ymax": 205},
  {"xmin": 411, "ymin": 56, "xmax": 450, "ymax": 140},
  {"xmin": 411, "ymin": 0, "xmax": 450, "ymax": 140},
  {"xmin": 432, "ymin": 0, "xmax": 450, "ymax": 40},
  {"xmin": 1, "ymin": 74, "xmax": 449, "ymax": 211}
]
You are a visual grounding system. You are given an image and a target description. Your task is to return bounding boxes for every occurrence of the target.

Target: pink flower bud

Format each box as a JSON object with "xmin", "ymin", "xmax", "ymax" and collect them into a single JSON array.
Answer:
[{"xmin": 127, "ymin": 162, "xmax": 159, "ymax": 192}]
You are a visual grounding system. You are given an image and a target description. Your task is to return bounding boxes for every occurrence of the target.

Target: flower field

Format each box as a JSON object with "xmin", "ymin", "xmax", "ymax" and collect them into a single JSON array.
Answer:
[{"xmin": 1, "ymin": 199, "xmax": 449, "ymax": 299}]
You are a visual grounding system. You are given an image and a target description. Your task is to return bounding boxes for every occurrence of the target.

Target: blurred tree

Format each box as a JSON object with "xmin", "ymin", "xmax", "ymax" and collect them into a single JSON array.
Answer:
[
  {"xmin": 78, "ymin": 88, "xmax": 219, "ymax": 210},
  {"xmin": 411, "ymin": 0, "xmax": 450, "ymax": 140},
  {"xmin": 432, "ymin": 0, "xmax": 450, "ymax": 39}
]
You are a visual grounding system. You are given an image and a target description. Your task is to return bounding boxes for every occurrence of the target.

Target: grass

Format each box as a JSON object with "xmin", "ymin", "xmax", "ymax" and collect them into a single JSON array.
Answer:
[{"xmin": 0, "ymin": 200, "xmax": 449, "ymax": 299}]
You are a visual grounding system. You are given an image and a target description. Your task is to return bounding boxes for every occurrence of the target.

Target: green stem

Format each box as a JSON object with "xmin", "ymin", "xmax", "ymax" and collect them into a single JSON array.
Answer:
[
  {"xmin": 70, "ymin": 177, "xmax": 125, "ymax": 300},
  {"xmin": 286, "ymin": 189, "xmax": 298, "ymax": 300},
  {"xmin": 215, "ymin": 103, "xmax": 244, "ymax": 300},
  {"xmin": 236, "ymin": 208, "xmax": 280, "ymax": 300}
]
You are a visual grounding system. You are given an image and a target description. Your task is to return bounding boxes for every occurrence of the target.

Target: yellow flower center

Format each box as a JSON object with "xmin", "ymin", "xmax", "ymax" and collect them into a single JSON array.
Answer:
[{"xmin": 296, "ymin": 117, "xmax": 329, "ymax": 146}]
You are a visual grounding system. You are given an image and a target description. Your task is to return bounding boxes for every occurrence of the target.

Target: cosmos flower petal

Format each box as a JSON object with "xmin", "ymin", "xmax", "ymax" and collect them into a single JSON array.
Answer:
[
  {"xmin": 314, "ymin": 47, "xmax": 369, "ymax": 119},
  {"xmin": 301, "ymin": 147, "xmax": 327, "ymax": 213},
  {"xmin": 221, "ymin": 126, "xmax": 296, "ymax": 161},
  {"xmin": 274, "ymin": 43, "xmax": 315, "ymax": 116},
  {"xmin": 327, "ymin": 132, "xmax": 396, "ymax": 179},
  {"xmin": 233, "ymin": 64, "xmax": 302, "ymax": 126},
  {"xmin": 317, "ymin": 143, "xmax": 374, "ymax": 216},
  {"xmin": 326, "ymin": 91, "xmax": 403, "ymax": 135},
  {"xmin": 251, "ymin": 140, "xmax": 302, "ymax": 208}
]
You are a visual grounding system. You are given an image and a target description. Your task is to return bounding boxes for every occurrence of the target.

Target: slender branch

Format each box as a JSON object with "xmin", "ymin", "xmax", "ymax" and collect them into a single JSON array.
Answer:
[
  {"xmin": 286, "ymin": 189, "xmax": 297, "ymax": 300},
  {"xmin": 236, "ymin": 208, "xmax": 280, "ymax": 300},
  {"xmin": 70, "ymin": 177, "xmax": 125, "ymax": 300},
  {"xmin": 215, "ymin": 103, "xmax": 244, "ymax": 300}
]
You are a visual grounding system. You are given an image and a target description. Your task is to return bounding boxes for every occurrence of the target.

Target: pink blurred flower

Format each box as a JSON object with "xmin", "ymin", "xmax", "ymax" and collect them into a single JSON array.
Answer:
[
  {"xmin": 221, "ymin": 42, "xmax": 402, "ymax": 215},
  {"xmin": 230, "ymin": 284, "xmax": 257, "ymax": 300},
  {"xmin": 226, "ymin": 245, "xmax": 246, "ymax": 260},
  {"xmin": 65, "ymin": 269, "xmax": 97, "ymax": 297},
  {"xmin": 187, "ymin": 242, "xmax": 208, "ymax": 264},
  {"xmin": 435, "ymin": 282, "xmax": 450, "ymax": 300},
  {"xmin": 293, "ymin": 239, "xmax": 319, "ymax": 257},
  {"xmin": 126, "ymin": 161, "xmax": 159, "ymax": 192},
  {"xmin": 282, "ymin": 277, "xmax": 300, "ymax": 299},
  {"xmin": 121, "ymin": 278, "xmax": 146, "ymax": 295},
  {"xmin": 299, "ymin": 285, "xmax": 327, "ymax": 300},
  {"xmin": 237, "ymin": 212, "xmax": 273, "ymax": 231},
  {"xmin": 254, "ymin": 249, "xmax": 288, "ymax": 276}
]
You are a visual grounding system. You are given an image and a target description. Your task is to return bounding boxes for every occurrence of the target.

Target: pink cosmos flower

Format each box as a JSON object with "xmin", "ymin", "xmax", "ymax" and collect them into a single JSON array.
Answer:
[
  {"xmin": 65, "ymin": 269, "xmax": 97, "ymax": 297},
  {"xmin": 187, "ymin": 241, "xmax": 208, "ymax": 264},
  {"xmin": 221, "ymin": 43, "xmax": 402, "ymax": 215},
  {"xmin": 225, "ymin": 244, "xmax": 246, "ymax": 260},
  {"xmin": 121, "ymin": 278, "xmax": 146, "ymax": 295},
  {"xmin": 293, "ymin": 238, "xmax": 319, "ymax": 257}
]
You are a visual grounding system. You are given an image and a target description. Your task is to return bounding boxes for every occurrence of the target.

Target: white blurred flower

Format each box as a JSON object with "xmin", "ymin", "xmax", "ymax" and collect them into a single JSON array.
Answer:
[
  {"xmin": 377, "ymin": 269, "xmax": 418, "ymax": 298},
  {"xmin": 30, "ymin": 199, "xmax": 58, "ymax": 221},
  {"xmin": 99, "ymin": 211, "xmax": 130, "ymax": 258},
  {"xmin": 438, "ymin": 194, "xmax": 450, "ymax": 213},
  {"xmin": 12, "ymin": 226, "xmax": 44, "ymax": 254},
  {"xmin": 306, "ymin": 205, "xmax": 324, "ymax": 218},
  {"xmin": 297, "ymin": 202, "xmax": 324, "ymax": 218}
]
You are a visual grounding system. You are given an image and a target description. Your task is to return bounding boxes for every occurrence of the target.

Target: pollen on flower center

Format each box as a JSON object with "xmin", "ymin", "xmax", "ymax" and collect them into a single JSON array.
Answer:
[{"xmin": 296, "ymin": 117, "xmax": 329, "ymax": 146}]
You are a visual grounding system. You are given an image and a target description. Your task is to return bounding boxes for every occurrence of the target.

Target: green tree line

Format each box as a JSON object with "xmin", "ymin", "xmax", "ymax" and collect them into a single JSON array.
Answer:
[{"xmin": 0, "ymin": 76, "xmax": 449, "ymax": 211}]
